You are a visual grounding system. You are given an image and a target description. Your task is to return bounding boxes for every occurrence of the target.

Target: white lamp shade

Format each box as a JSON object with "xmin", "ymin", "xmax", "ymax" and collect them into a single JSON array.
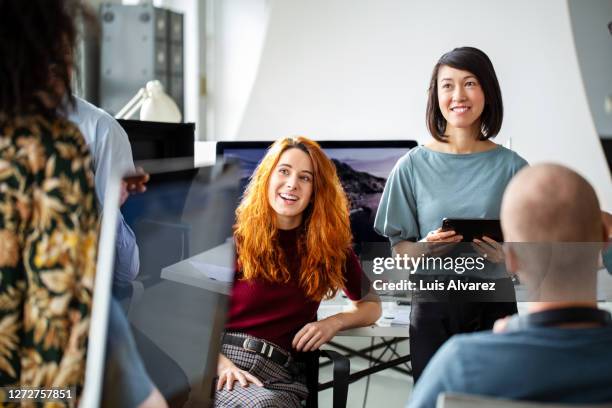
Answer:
[{"xmin": 139, "ymin": 80, "xmax": 182, "ymax": 123}]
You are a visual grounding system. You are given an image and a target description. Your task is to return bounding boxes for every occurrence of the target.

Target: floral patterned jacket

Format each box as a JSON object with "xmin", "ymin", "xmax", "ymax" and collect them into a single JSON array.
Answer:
[{"xmin": 0, "ymin": 114, "xmax": 98, "ymax": 404}]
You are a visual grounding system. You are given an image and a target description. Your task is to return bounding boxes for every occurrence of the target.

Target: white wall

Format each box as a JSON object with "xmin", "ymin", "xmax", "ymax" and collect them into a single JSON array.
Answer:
[
  {"xmin": 227, "ymin": 0, "xmax": 611, "ymax": 209},
  {"xmin": 568, "ymin": 0, "xmax": 612, "ymax": 138},
  {"xmin": 209, "ymin": 0, "xmax": 270, "ymax": 141}
]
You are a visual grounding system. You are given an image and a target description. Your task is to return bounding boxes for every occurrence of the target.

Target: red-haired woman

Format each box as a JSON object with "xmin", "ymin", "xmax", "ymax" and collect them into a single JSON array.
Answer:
[{"xmin": 214, "ymin": 137, "xmax": 381, "ymax": 407}]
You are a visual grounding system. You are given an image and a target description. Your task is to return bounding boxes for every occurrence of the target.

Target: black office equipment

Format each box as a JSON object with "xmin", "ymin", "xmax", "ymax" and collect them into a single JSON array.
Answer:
[
  {"xmin": 441, "ymin": 218, "xmax": 503, "ymax": 242},
  {"xmin": 118, "ymin": 119, "xmax": 194, "ymax": 161}
]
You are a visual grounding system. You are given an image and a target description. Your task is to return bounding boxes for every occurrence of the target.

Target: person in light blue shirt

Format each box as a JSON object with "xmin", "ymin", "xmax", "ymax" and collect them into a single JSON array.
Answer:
[
  {"xmin": 374, "ymin": 47, "xmax": 528, "ymax": 382},
  {"xmin": 66, "ymin": 96, "xmax": 167, "ymax": 408},
  {"xmin": 410, "ymin": 164, "xmax": 612, "ymax": 408},
  {"xmin": 67, "ymin": 95, "xmax": 140, "ymax": 284}
]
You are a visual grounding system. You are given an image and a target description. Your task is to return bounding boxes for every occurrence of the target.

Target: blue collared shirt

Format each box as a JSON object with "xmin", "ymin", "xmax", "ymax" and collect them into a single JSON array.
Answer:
[
  {"xmin": 409, "ymin": 324, "xmax": 612, "ymax": 408},
  {"xmin": 67, "ymin": 96, "xmax": 140, "ymax": 284}
]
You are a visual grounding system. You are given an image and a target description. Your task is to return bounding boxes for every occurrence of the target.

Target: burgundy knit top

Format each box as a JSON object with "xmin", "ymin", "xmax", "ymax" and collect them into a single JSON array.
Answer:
[{"xmin": 225, "ymin": 227, "xmax": 367, "ymax": 351}]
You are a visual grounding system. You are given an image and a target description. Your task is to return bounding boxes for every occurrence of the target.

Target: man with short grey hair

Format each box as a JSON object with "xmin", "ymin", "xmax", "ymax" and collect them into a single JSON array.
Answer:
[{"xmin": 409, "ymin": 163, "xmax": 612, "ymax": 408}]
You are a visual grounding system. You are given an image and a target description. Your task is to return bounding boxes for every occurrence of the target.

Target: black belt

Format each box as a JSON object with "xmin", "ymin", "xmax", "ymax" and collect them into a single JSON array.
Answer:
[{"xmin": 222, "ymin": 333, "xmax": 292, "ymax": 367}]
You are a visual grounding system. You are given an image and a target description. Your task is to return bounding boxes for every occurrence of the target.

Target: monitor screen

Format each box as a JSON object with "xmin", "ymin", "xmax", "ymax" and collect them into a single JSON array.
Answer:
[
  {"xmin": 216, "ymin": 140, "xmax": 417, "ymax": 253},
  {"xmin": 102, "ymin": 160, "xmax": 240, "ymax": 407},
  {"xmin": 117, "ymin": 119, "xmax": 195, "ymax": 161}
]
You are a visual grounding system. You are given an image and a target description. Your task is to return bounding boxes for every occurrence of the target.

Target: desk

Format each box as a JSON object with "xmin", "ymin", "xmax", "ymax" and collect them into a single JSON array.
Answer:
[
  {"xmin": 318, "ymin": 302, "xmax": 410, "ymax": 338},
  {"xmin": 160, "ymin": 241, "xmax": 234, "ymax": 295},
  {"xmin": 318, "ymin": 301, "xmax": 412, "ymax": 384}
]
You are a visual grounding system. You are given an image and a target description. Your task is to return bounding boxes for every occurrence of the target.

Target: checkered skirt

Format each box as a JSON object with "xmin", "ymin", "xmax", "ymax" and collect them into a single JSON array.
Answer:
[{"xmin": 213, "ymin": 332, "xmax": 308, "ymax": 408}]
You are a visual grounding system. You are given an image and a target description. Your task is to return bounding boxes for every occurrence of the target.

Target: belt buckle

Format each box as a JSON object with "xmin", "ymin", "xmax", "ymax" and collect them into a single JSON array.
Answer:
[{"xmin": 242, "ymin": 338, "xmax": 257, "ymax": 353}]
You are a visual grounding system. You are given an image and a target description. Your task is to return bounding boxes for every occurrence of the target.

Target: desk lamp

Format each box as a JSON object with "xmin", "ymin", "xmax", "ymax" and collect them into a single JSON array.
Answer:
[{"xmin": 115, "ymin": 80, "xmax": 182, "ymax": 123}]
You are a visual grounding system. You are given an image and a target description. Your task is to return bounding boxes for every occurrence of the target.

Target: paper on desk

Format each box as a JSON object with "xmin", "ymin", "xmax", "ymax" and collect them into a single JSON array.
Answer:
[
  {"xmin": 390, "ymin": 309, "xmax": 410, "ymax": 326},
  {"xmin": 189, "ymin": 260, "xmax": 234, "ymax": 282},
  {"xmin": 380, "ymin": 306, "xmax": 410, "ymax": 326}
]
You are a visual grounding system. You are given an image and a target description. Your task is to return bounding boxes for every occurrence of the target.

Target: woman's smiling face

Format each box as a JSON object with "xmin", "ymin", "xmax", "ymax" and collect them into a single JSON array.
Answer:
[
  {"xmin": 437, "ymin": 65, "xmax": 485, "ymax": 135},
  {"xmin": 267, "ymin": 147, "xmax": 314, "ymax": 230}
]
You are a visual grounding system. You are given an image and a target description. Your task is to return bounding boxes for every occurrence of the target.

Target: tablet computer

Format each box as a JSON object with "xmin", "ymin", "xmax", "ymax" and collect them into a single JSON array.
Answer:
[{"xmin": 441, "ymin": 218, "xmax": 503, "ymax": 242}]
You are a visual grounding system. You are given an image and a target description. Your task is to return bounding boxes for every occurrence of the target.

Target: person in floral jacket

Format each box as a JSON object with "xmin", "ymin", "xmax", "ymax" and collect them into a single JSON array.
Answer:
[{"xmin": 0, "ymin": 0, "xmax": 98, "ymax": 403}]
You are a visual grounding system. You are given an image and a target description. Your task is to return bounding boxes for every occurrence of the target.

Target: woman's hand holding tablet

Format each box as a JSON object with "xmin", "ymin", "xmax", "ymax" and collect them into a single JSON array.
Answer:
[
  {"xmin": 472, "ymin": 236, "xmax": 505, "ymax": 264},
  {"xmin": 419, "ymin": 227, "xmax": 463, "ymax": 256},
  {"xmin": 441, "ymin": 218, "xmax": 505, "ymax": 263}
]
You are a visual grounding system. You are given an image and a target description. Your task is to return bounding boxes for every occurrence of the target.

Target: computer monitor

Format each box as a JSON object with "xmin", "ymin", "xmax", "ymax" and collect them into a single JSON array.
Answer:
[
  {"xmin": 117, "ymin": 119, "xmax": 195, "ymax": 161},
  {"xmin": 215, "ymin": 140, "xmax": 417, "ymax": 253},
  {"xmin": 83, "ymin": 160, "xmax": 240, "ymax": 407}
]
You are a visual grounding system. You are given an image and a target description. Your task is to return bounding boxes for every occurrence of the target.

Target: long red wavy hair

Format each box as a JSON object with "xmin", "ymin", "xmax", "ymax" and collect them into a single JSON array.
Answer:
[{"xmin": 234, "ymin": 137, "xmax": 352, "ymax": 301}]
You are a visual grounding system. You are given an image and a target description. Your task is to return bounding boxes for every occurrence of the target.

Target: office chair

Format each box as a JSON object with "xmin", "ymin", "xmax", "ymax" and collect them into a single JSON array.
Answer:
[
  {"xmin": 437, "ymin": 393, "xmax": 612, "ymax": 408},
  {"xmin": 297, "ymin": 349, "xmax": 350, "ymax": 408}
]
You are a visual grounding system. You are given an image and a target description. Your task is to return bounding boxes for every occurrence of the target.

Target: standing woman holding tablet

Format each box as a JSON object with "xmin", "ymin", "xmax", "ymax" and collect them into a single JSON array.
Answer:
[
  {"xmin": 215, "ymin": 137, "xmax": 381, "ymax": 407},
  {"xmin": 374, "ymin": 47, "xmax": 528, "ymax": 382}
]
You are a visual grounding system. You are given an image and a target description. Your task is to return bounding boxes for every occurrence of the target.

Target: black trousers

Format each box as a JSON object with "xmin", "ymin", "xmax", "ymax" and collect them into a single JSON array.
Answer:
[{"xmin": 409, "ymin": 276, "xmax": 517, "ymax": 383}]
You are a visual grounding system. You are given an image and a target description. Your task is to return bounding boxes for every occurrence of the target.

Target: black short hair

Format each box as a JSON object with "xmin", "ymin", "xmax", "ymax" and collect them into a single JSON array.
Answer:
[
  {"xmin": 0, "ymin": 0, "xmax": 94, "ymax": 118},
  {"xmin": 426, "ymin": 47, "xmax": 503, "ymax": 142}
]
